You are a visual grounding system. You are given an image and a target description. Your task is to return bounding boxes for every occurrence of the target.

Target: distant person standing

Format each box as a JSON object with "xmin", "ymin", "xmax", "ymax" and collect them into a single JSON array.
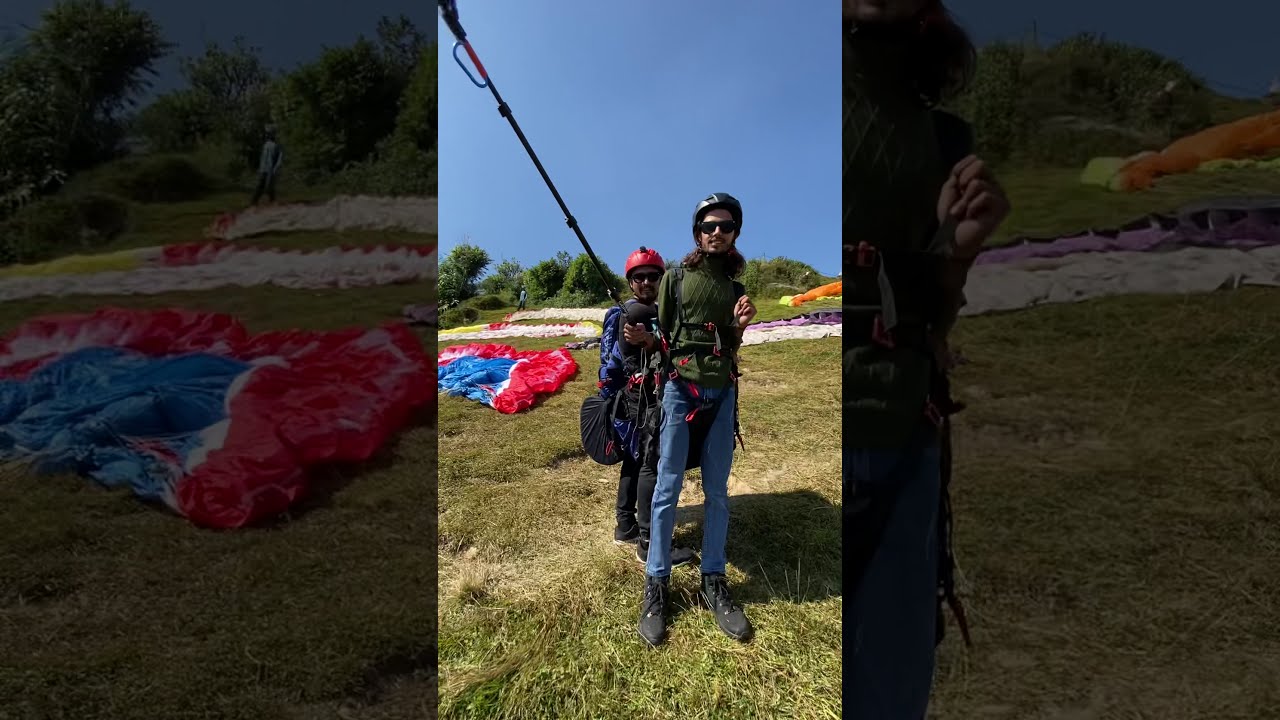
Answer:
[
  {"xmin": 518, "ymin": 287, "xmax": 528, "ymax": 310},
  {"xmin": 251, "ymin": 125, "xmax": 284, "ymax": 206}
]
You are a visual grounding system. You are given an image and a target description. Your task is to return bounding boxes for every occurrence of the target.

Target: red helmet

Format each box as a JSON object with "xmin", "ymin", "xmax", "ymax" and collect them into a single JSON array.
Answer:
[{"xmin": 624, "ymin": 246, "xmax": 664, "ymax": 278}]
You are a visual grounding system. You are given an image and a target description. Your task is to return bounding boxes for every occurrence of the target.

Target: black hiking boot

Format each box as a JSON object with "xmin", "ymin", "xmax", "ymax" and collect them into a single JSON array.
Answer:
[
  {"xmin": 613, "ymin": 515, "xmax": 639, "ymax": 545},
  {"xmin": 635, "ymin": 537, "xmax": 696, "ymax": 567},
  {"xmin": 638, "ymin": 576, "xmax": 669, "ymax": 647},
  {"xmin": 700, "ymin": 573, "xmax": 752, "ymax": 642}
]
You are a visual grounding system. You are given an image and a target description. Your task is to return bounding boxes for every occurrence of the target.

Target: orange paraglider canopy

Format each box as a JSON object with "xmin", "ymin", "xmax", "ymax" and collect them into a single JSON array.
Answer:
[
  {"xmin": 1117, "ymin": 109, "xmax": 1280, "ymax": 191},
  {"xmin": 789, "ymin": 280, "xmax": 842, "ymax": 307}
]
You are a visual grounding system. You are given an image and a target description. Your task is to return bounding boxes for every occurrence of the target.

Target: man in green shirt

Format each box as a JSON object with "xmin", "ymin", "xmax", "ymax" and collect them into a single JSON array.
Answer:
[
  {"xmin": 637, "ymin": 193, "xmax": 757, "ymax": 647},
  {"xmin": 845, "ymin": 1, "xmax": 1010, "ymax": 717}
]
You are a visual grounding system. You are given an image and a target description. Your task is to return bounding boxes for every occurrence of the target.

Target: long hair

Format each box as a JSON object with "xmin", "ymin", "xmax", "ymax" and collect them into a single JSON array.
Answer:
[
  {"xmin": 682, "ymin": 242, "xmax": 746, "ymax": 278},
  {"xmin": 914, "ymin": 2, "xmax": 977, "ymax": 106},
  {"xmin": 845, "ymin": 1, "xmax": 976, "ymax": 107}
]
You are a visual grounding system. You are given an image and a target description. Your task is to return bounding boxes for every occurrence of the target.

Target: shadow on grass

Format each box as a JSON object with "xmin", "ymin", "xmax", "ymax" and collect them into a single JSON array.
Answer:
[{"xmin": 673, "ymin": 488, "xmax": 840, "ymax": 607}]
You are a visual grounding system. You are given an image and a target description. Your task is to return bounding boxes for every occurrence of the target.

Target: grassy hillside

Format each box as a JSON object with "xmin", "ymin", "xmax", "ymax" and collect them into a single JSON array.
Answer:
[
  {"xmin": 0, "ymin": 193, "xmax": 438, "ymax": 719},
  {"xmin": 437, "ymin": 299, "xmax": 841, "ymax": 719}
]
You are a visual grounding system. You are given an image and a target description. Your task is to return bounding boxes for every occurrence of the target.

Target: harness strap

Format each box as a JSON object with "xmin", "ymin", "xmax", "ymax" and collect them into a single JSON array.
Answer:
[{"xmin": 932, "ymin": 372, "xmax": 972, "ymax": 648}]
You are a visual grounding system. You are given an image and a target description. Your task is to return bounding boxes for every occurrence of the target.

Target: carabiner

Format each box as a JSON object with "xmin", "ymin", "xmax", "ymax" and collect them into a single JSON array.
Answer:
[{"xmin": 452, "ymin": 41, "xmax": 489, "ymax": 89}]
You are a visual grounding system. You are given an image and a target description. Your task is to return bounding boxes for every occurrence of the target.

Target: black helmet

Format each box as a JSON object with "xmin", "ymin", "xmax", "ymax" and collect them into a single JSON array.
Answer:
[{"xmin": 692, "ymin": 192, "xmax": 743, "ymax": 231}]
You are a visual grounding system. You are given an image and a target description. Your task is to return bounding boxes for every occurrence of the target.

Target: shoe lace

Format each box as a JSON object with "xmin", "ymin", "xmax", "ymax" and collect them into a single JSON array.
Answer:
[
  {"xmin": 642, "ymin": 582, "xmax": 666, "ymax": 616},
  {"xmin": 706, "ymin": 576, "xmax": 740, "ymax": 613}
]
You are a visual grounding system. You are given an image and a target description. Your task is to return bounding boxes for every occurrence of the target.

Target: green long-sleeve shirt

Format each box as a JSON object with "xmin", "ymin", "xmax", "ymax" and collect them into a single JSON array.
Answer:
[
  {"xmin": 657, "ymin": 254, "xmax": 740, "ymax": 389},
  {"xmin": 843, "ymin": 30, "xmax": 953, "ymax": 448}
]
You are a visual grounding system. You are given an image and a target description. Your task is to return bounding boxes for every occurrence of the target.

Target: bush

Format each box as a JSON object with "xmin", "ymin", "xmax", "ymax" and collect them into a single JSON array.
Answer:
[
  {"xmin": 955, "ymin": 34, "xmax": 1214, "ymax": 166},
  {"xmin": 334, "ymin": 143, "xmax": 437, "ymax": 196},
  {"xmin": 740, "ymin": 257, "xmax": 828, "ymax": 298},
  {"xmin": 467, "ymin": 293, "xmax": 507, "ymax": 311},
  {"xmin": 440, "ymin": 306, "xmax": 479, "ymax": 329},
  {"xmin": 524, "ymin": 258, "xmax": 568, "ymax": 301},
  {"xmin": 116, "ymin": 155, "xmax": 213, "ymax": 203},
  {"xmin": 73, "ymin": 192, "xmax": 131, "ymax": 239},
  {"xmin": 546, "ymin": 290, "xmax": 602, "ymax": 309},
  {"xmin": 0, "ymin": 192, "xmax": 127, "ymax": 265}
]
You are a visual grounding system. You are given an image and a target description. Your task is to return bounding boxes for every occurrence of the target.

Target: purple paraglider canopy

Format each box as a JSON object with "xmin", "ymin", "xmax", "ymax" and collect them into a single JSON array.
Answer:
[
  {"xmin": 976, "ymin": 195, "xmax": 1280, "ymax": 266},
  {"xmin": 750, "ymin": 309, "xmax": 841, "ymax": 330}
]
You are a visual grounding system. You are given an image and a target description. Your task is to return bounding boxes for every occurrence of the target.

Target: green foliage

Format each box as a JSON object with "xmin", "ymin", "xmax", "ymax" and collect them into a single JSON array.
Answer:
[
  {"xmin": 333, "ymin": 143, "xmax": 437, "ymax": 196},
  {"xmin": 272, "ymin": 39, "xmax": 402, "ymax": 182},
  {"xmin": 392, "ymin": 44, "xmax": 437, "ymax": 154},
  {"xmin": 479, "ymin": 259, "xmax": 524, "ymax": 298},
  {"xmin": 0, "ymin": 0, "xmax": 168, "ymax": 209},
  {"xmin": 112, "ymin": 155, "xmax": 213, "ymax": 203},
  {"xmin": 477, "ymin": 276, "xmax": 506, "ymax": 297},
  {"xmin": 739, "ymin": 257, "xmax": 828, "ymax": 298},
  {"xmin": 136, "ymin": 36, "xmax": 274, "ymax": 161},
  {"xmin": 26, "ymin": 0, "xmax": 171, "ymax": 168},
  {"xmin": 441, "ymin": 243, "xmax": 491, "ymax": 285},
  {"xmin": 440, "ymin": 306, "xmax": 480, "ymax": 329},
  {"xmin": 72, "ymin": 192, "xmax": 130, "ymax": 239},
  {"xmin": 376, "ymin": 15, "xmax": 430, "ymax": 86},
  {"xmin": 332, "ymin": 41, "xmax": 440, "ymax": 196},
  {"xmin": 181, "ymin": 37, "xmax": 271, "ymax": 114},
  {"xmin": 955, "ymin": 42, "xmax": 1027, "ymax": 164},
  {"xmin": 546, "ymin": 290, "xmax": 604, "ymax": 309},
  {"xmin": 562, "ymin": 253, "xmax": 623, "ymax": 304},
  {"xmin": 134, "ymin": 90, "xmax": 211, "ymax": 152},
  {"xmin": 439, "ymin": 243, "xmax": 489, "ymax": 306},
  {"xmin": 524, "ymin": 259, "xmax": 568, "ymax": 302},
  {"xmin": 438, "ymin": 268, "xmax": 464, "ymax": 308},
  {"xmin": 0, "ymin": 193, "xmax": 129, "ymax": 265},
  {"xmin": 466, "ymin": 294, "xmax": 507, "ymax": 311},
  {"xmin": 0, "ymin": 61, "xmax": 67, "ymax": 214},
  {"xmin": 956, "ymin": 33, "xmax": 1215, "ymax": 166}
]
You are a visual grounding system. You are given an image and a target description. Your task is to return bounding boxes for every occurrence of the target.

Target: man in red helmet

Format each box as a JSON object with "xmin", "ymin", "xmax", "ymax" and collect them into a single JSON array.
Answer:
[{"xmin": 599, "ymin": 247, "xmax": 696, "ymax": 567}]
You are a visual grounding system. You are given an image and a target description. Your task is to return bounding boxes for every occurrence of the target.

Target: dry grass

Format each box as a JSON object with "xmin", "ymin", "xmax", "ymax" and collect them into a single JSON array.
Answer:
[
  {"xmin": 437, "ymin": 316, "xmax": 841, "ymax": 719},
  {"xmin": 0, "ymin": 228, "xmax": 439, "ymax": 719}
]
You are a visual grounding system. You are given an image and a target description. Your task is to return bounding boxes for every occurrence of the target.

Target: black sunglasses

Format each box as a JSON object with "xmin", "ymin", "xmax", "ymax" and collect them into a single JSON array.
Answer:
[
  {"xmin": 697, "ymin": 220, "xmax": 738, "ymax": 235},
  {"xmin": 629, "ymin": 271, "xmax": 662, "ymax": 284}
]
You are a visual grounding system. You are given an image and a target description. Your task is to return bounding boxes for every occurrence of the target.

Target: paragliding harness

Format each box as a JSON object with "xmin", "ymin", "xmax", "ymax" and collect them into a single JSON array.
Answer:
[
  {"xmin": 657, "ymin": 266, "xmax": 747, "ymax": 471},
  {"xmin": 581, "ymin": 300, "xmax": 663, "ymax": 467},
  {"xmin": 848, "ymin": 108, "xmax": 974, "ymax": 649}
]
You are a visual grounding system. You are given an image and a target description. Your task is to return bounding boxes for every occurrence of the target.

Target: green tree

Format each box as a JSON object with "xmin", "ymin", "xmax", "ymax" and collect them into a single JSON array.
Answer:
[
  {"xmin": 134, "ymin": 90, "xmax": 211, "ymax": 152},
  {"xmin": 181, "ymin": 37, "xmax": 271, "ymax": 114},
  {"xmin": 440, "ymin": 242, "xmax": 491, "ymax": 301},
  {"xmin": 481, "ymin": 259, "xmax": 524, "ymax": 297},
  {"xmin": 272, "ymin": 38, "xmax": 401, "ymax": 180},
  {"xmin": 562, "ymin": 253, "xmax": 621, "ymax": 303},
  {"xmin": 376, "ymin": 15, "xmax": 429, "ymax": 85},
  {"xmin": 524, "ymin": 258, "xmax": 567, "ymax": 301},
  {"xmin": 438, "ymin": 267, "xmax": 464, "ymax": 307},
  {"xmin": 392, "ymin": 44, "xmax": 438, "ymax": 154},
  {"xmin": 26, "ymin": 0, "xmax": 171, "ymax": 168}
]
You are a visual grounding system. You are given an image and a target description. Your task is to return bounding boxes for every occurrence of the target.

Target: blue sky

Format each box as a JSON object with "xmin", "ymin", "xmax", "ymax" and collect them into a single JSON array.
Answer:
[
  {"xmin": 954, "ymin": 0, "xmax": 1279, "ymax": 98},
  {"xmin": 437, "ymin": 1, "xmax": 842, "ymax": 278},
  {"xmin": 2, "ymin": 1, "xmax": 436, "ymax": 100}
]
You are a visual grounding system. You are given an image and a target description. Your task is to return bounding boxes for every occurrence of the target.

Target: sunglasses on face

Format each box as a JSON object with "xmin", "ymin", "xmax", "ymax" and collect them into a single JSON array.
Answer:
[
  {"xmin": 697, "ymin": 220, "xmax": 738, "ymax": 235},
  {"xmin": 629, "ymin": 272, "xmax": 662, "ymax": 284}
]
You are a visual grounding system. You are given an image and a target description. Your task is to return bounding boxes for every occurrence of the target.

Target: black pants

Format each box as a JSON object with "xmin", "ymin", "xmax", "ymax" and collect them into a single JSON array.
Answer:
[
  {"xmin": 251, "ymin": 172, "xmax": 277, "ymax": 205},
  {"xmin": 615, "ymin": 436, "xmax": 658, "ymax": 540}
]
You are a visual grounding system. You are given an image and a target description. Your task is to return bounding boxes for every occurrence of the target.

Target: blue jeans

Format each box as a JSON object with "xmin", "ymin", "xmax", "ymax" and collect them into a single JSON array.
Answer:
[
  {"xmin": 646, "ymin": 380, "xmax": 736, "ymax": 578},
  {"xmin": 847, "ymin": 433, "xmax": 942, "ymax": 720}
]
